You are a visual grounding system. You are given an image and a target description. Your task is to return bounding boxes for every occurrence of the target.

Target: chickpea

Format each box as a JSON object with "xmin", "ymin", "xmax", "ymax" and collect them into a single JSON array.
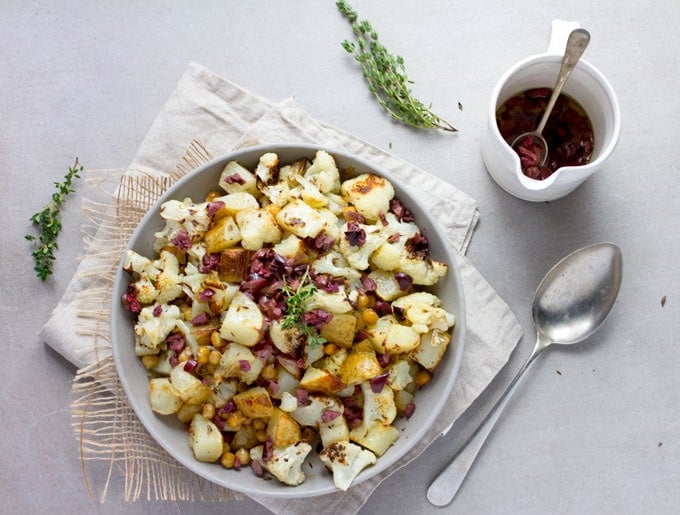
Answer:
[
  {"xmin": 177, "ymin": 348, "xmax": 191, "ymax": 363},
  {"xmin": 256, "ymin": 429, "xmax": 268, "ymax": 443},
  {"xmin": 356, "ymin": 292, "xmax": 371, "ymax": 310},
  {"xmin": 226, "ymin": 410, "xmax": 246, "ymax": 429},
  {"xmin": 252, "ymin": 419, "xmax": 267, "ymax": 431},
  {"xmin": 210, "ymin": 330, "xmax": 225, "ymax": 349},
  {"xmin": 260, "ymin": 363, "xmax": 277, "ymax": 381},
  {"xmin": 361, "ymin": 308, "xmax": 379, "ymax": 325},
  {"xmin": 202, "ymin": 403, "xmax": 216, "ymax": 419},
  {"xmin": 208, "ymin": 349, "xmax": 222, "ymax": 366},
  {"xmin": 235, "ymin": 447, "xmax": 250, "ymax": 466},
  {"xmin": 415, "ymin": 369, "xmax": 432, "ymax": 387},
  {"xmin": 205, "ymin": 190, "xmax": 222, "ymax": 202},
  {"xmin": 196, "ymin": 346, "xmax": 210, "ymax": 365},
  {"xmin": 220, "ymin": 452, "xmax": 236, "ymax": 469},
  {"xmin": 141, "ymin": 354, "xmax": 159, "ymax": 369},
  {"xmin": 323, "ymin": 343, "xmax": 338, "ymax": 356}
]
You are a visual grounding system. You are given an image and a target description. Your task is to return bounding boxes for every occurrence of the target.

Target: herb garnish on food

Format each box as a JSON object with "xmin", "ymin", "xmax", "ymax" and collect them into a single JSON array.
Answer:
[
  {"xmin": 336, "ymin": 0, "xmax": 456, "ymax": 132},
  {"xmin": 281, "ymin": 270, "xmax": 328, "ymax": 347},
  {"xmin": 25, "ymin": 158, "xmax": 82, "ymax": 281}
]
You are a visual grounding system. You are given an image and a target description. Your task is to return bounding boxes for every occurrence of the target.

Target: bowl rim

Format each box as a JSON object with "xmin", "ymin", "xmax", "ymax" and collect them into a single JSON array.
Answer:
[{"xmin": 110, "ymin": 142, "xmax": 466, "ymax": 498}]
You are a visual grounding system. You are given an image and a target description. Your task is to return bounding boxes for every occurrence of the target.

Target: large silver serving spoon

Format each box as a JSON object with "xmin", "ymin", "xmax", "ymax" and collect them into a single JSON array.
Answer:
[
  {"xmin": 427, "ymin": 242, "xmax": 622, "ymax": 507},
  {"xmin": 511, "ymin": 28, "xmax": 591, "ymax": 167}
]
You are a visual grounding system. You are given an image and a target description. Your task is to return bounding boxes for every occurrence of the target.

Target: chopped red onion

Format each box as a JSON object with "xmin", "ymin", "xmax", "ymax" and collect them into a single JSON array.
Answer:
[
  {"xmin": 169, "ymin": 353, "xmax": 179, "ymax": 368},
  {"xmin": 296, "ymin": 388, "xmax": 310, "ymax": 407},
  {"xmin": 394, "ymin": 272, "xmax": 413, "ymax": 291},
  {"xmin": 183, "ymin": 358, "xmax": 198, "ymax": 373},
  {"xmin": 377, "ymin": 352, "xmax": 391, "ymax": 367},
  {"xmin": 152, "ymin": 304, "xmax": 163, "ymax": 317},
  {"xmin": 238, "ymin": 360, "xmax": 251, "ymax": 372},
  {"xmin": 224, "ymin": 172, "xmax": 246, "ymax": 185},
  {"xmin": 387, "ymin": 233, "xmax": 401, "ymax": 244},
  {"xmin": 198, "ymin": 287, "xmax": 215, "ymax": 302},
  {"xmin": 389, "ymin": 198, "xmax": 414, "ymax": 223},
  {"xmin": 233, "ymin": 456, "xmax": 241, "ymax": 470},
  {"xmin": 344, "ymin": 221, "xmax": 366, "ymax": 247},
  {"xmin": 344, "ymin": 209, "xmax": 365, "ymax": 224},
  {"xmin": 378, "ymin": 210, "xmax": 388, "ymax": 226},
  {"xmin": 251, "ymin": 459, "xmax": 264, "ymax": 477},
  {"xmin": 392, "ymin": 305, "xmax": 406, "ymax": 322},
  {"xmin": 207, "ymin": 200, "xmax": 226, "ymax": 217},
  {"xmin": 321, "ymin": 409, "xmax": 341, "ymax": 423},
  {"xmin": 374, "ymin": 300, "xmax": 392, "ymax": 316},
  {"xmin": 219, "ymin": 400, "xmax": 237, "ymax": 415},
  {"xmin": 171, "ymin": 229, "xmax": 192, "ymax": 251},
  {"xmin": 404, "ymin": 402, "xmax": 416, "ymax": 419},
  {"xmin": 213, "ymin": 415, "xmax": 226, "ymax": 430},
  {"xmin": 191, "ymin": 313, "xmax": 211, "ymax": 326},
  {"xmin": 198, "ymin": 252, "xmax": 220, "ymax": 273},
  {"xmin": 369, "ymin": 373, "xmax": 389, "ymax": 393},
  {"xmin": 122, "ymin": 292, "xmax": 142, "ymax": 314},
  {"xmin": 360, "ymin": 275, "xmax": 377, "ymax": 292},
  {"xmin": 166, "ymin": 333, "xmax": 185, "ymax": 352},
  {"xmin": 301, "ymin": 309, "xmax": 333, "ymax": 329},
  {"xmin": 266, "ymin": 380, "xmax": 279, "ymax": 394}
]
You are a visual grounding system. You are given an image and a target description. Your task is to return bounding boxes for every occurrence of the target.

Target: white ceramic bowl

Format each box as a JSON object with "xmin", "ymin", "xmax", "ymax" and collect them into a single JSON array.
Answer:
[{"xmin": 110, "ymin": 143, "xmax": 466, "ymax": 498}]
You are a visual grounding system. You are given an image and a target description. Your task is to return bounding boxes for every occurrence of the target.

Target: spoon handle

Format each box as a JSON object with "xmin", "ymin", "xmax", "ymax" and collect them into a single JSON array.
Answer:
[
  {"xmin": 534, "ymin": 28, "xmax": 591, "ymax": 135},
  {"xmin": 426, "ymin": 339, "xmax": 547, "ymax": 507}
]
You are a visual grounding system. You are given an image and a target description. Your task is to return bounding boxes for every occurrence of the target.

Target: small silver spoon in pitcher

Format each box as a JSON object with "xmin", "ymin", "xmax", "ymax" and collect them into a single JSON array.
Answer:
[
  {"xmin": 427, "ymin": 242, "xmax": 622, "ymax": 507},
  {"xmin": 511, "ymin": 28, "xmax": 591, "ymax": 167}
]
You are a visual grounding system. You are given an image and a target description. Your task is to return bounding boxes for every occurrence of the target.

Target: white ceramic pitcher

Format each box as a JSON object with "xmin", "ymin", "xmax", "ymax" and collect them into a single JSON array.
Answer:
[{"xmin": 481, "ymin": 20, "xmax": 621, "ymax": 202}]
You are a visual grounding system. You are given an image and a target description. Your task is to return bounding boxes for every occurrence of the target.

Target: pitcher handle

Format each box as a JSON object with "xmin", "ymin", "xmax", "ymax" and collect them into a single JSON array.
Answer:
[{"xmin": 546, "ymin": 20, "xmax": 581, "ymax": 55}]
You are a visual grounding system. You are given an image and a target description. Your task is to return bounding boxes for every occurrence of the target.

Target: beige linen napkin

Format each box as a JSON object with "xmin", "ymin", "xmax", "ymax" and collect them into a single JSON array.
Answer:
[{"xmin": 40, "ymin": 62, "xmax": 522, "ymax": 513}]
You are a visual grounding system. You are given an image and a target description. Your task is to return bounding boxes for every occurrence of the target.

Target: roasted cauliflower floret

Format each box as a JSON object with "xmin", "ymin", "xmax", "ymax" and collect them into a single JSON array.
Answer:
[
  {"xmin": 339, "ymin": 222, "xmax": 386, "ymax": 271},
  {"xmin": 391, "ymin": 292, "xmax": 455, "ymax": 333},
  {"xmin": 341, "ymin": 173, "xmax": 395, "ymax": 222},
  {"xmin": 250, "ymin": 442, "xmax": 313, "ymax": 486},
  {"xmin": 319, "ymin": 441, "xmax": 377, "ymax": 491},
  {"xmin": 153, "ymin": 198, "xmax": 211, "ymax": 252},
  {"xmin": 398, "ymin": 254, "xmax": 448, "ymax": 286},
  {"xmin": 235, "ymin": 208, "xmax": 282, "ymax": 250},
  {"xmin": 276, "ymin": 199, "xmax": 327, "ymax": 238},
  {"xmin": 133, "ymin": 304, "xmax": 180, "ymax": 355},
  {"xmin": 218, "ymin": 160, "xmax": 258, "ymax": 196},
  {"xmin": 304, "ymin": 150, "xmax": 341, "ymax": 194},
  {"xmin": 124, "ymin": 249, "xmax": 183, "ymax": 305}
]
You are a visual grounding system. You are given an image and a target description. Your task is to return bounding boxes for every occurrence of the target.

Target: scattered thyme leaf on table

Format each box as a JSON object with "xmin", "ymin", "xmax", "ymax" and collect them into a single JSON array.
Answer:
[
  {"xmin": 336, "ymin": 0, "xmax": 456, "ymax": 132},
  {"xmin": 25, "ymin": 158, "xmax": 82, "ymax": 281}
]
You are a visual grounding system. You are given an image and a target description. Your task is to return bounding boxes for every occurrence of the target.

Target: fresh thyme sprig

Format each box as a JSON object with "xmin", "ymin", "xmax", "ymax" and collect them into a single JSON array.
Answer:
[
  {"xmin": 25, "ymin": 158, "xmax": 83, "ymax": 281},
  {"xmin": 336, "ymin": 0, "xmax": 456, "ymax": 132},
  {"xmin": 281, "ymin": 270, "xmax": 327, "ymax": 347}
]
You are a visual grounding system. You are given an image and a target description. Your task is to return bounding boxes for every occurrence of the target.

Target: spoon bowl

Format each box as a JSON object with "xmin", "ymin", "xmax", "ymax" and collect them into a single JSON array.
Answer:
[
  {"xmin": 427, "ymin": 242, "xmax": 622, "ymax": 507},
  {"xmin": 511, "ymin": 28, "xmax": 591, "ymax": 168}
]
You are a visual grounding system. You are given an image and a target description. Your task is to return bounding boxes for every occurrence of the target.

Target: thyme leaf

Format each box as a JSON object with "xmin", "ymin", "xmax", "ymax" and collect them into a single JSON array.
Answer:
[
  {"xmin": 281, "ymin": 270, "xmax": 328, "ymax": 347},
  {"xmin": 25, "ymin": 158, "xmax": 82, "ymax": 281},
  {"xmin": 336, "ymin": 0, "xmax": 456, "ymax": 132}
]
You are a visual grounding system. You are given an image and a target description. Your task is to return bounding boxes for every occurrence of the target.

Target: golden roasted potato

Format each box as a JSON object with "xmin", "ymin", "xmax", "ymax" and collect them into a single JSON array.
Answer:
[
  {"xmin": 340, "ymin": 351, "xmax": 383, "ymax": 385},
  {"xmin": 218, "ymin": 248, "xmax": 251, "ymax": 283},
  {"xmin": 411, "ymin": 329, "xmax": 452, "ymax": 371},
  {"xmin": 267, "ymin": 408, "xmax": 302, "ymax": 448},
  {"xmin": 233, "ymin": 386, "xmax": 275, "ymax": 419},
  {"xmin": 319, "ymin": 313, "xmax": 357, "ymax": 348},
  {"xmin": 204, "ymin": 216, "xmax": 241, "ymax": 253},
  {"xmin": 299, "ymin": 367, "xmax": 346, "ymax": 395},
  {"xmin": 149, "ymin": 377, "xmax": 182, "ymax": 415}
]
